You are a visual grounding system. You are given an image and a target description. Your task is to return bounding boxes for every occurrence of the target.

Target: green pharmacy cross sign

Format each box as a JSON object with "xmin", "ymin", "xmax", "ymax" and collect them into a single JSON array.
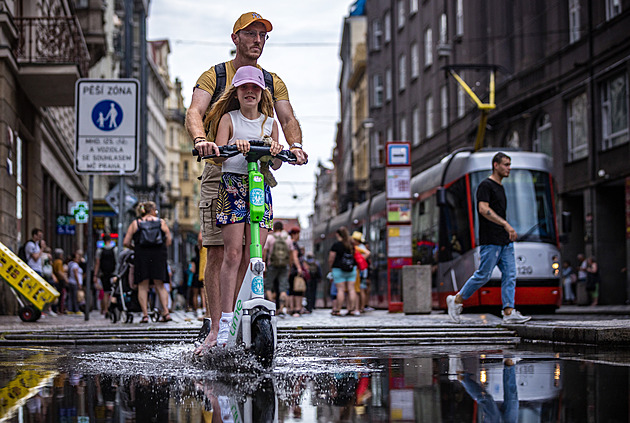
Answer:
[{"xmin": 71, "ymin": 201, "xmax": 90, "ymax": 224}]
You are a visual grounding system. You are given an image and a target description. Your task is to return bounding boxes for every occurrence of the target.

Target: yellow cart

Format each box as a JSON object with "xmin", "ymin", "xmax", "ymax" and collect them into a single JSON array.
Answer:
[{"xmin": 0, "ymin": 242, "xmax": 60, "ymax": 322}]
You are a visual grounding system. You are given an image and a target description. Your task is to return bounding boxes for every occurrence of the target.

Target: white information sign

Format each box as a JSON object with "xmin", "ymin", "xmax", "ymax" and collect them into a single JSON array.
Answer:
[
  {"xmin": 387, "ymin": 225, "xmax": 413, "ymax": 257},
  {"xmin": 75, "ymin": 79, "xmax": 139, "ymax": 174},
  {"xmin": 386, "ymin": 167, "xmax": 411, "ymax": 199}
]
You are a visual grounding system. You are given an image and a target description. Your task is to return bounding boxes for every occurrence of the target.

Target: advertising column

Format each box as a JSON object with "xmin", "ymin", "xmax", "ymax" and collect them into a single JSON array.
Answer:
[{"xmin": 386, "ymin": 142, "xmax": 412, "ymax": 312}]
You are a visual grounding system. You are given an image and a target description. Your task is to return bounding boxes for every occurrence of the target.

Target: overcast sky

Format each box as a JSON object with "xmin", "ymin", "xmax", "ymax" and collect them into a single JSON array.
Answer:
[{"xmin": 147, "ymin": 1, "xmax": 355, "ymax": 226}]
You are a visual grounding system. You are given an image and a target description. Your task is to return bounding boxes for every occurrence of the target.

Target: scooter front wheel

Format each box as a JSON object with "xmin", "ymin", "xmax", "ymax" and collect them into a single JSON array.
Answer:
[{"xmin": 251, "ymin": 315, "xmax": 274, "ymax": 368}]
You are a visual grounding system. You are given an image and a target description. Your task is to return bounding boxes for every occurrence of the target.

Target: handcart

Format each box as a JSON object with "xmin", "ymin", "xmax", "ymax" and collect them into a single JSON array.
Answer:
[{"xmin": 0, "ymin": 241, "xmax": 60, "ymax": 322}]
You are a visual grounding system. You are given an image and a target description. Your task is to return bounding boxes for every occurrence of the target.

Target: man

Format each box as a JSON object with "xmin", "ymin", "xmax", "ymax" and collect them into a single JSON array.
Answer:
[
  {"xmin": 186, "ymin": 12, "xmax": 308, "ymax": 352},
  {"xmin": 24, "ymin": 228, "xmax": 44, "ymax": 276},
  {"xmin": 446, "ymin": 152, "xmax": 531, "ymax": 324},
  {"xmin": 93, "ymin": 234, "xmax": 118, "ymax": 317},
  {"xmin": 262, "ymin": 221, "xmax": 291, "ymax": 315}
]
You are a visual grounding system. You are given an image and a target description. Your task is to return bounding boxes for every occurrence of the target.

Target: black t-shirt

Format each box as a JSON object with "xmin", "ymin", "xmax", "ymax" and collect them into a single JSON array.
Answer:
[
  {"xmin": 477, "ymin": 178, "xmax": 510, "ymax": 246},
  {"xmin": 330, "ymin": 241, "xmax": 353, "ymax": 269}
]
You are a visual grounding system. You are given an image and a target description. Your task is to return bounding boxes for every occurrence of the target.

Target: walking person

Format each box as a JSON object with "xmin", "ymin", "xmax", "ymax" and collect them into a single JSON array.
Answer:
[
  {"xmin": 446, "ymin": 152, "xmax": 531, "ymax": 324},
  {"xmin": 304, "ymin": 253, "xmax": 322, "ymax": 313},
  {"xmin": 586, "ymin": 256, "xmax": 600, "ymax": 306},
  {"xmin": 93, "ymin": 234, "xmax": 118, "ymax": 317},
  {"xmin": 186, "ymin": 11, "xmax": 307, "ymax": 353},
  {"xmin": 329, "ymin": 226, "xmax": 360, "ymax": 316},
  {"xmin": 262, "ymin": 221, "xmax": 291, "ymax": 315},
  {"xmin": 351, "ymin": 231, "xmax": 371, "ymax": 313},
  {"xmin": 561, "ymin": 260, "xmax": 576, "ymax": 305},
  {"xmin": 52, "ymin": 249, "xmax": 67, "ymax": 314},
  {"xmin": 287, "ymin": 227, "xmax": 307, "ymax": 316},
  {"xmin": 22, "ymin": 228, "xmax": 44, "ymax": 276},
  {"xmin": 66, "ymin": 250, "xmax": 84, "ymax": 315},
  {"xmin": 122, "ymin": 201, "xmax": 173, "ymax": 323}
]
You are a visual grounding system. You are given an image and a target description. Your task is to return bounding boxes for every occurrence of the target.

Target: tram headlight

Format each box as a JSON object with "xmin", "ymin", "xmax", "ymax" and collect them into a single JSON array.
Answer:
[{"xmin": 552, "ymin": 255, "xmax": 560, "ymax": 276}]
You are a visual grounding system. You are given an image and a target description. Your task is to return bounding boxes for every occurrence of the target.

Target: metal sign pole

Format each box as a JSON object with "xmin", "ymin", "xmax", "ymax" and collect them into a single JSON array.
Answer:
[
  {"xmin": 85, "ymin": 175, "xmax": 94, "ymax": 321},
  {"xmin": 118, "ymin": 171, "xmax": 125, "ymax": 255}
]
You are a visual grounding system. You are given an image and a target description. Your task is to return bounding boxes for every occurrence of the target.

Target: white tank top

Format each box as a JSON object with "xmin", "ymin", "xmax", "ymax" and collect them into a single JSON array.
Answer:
[{"xmin": 222, "ymin": 110, "xmax": 274, "ymax": 175}]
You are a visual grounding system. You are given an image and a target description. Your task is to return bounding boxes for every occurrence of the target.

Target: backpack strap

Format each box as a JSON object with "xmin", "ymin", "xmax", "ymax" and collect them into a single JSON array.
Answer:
[
  {"xmin": 261, "ymin": 68, "xmax": 276, "ymax": 102},
  {"xmin": 210, "ymin": 62, "xmax": 227, "ymax": 107}
]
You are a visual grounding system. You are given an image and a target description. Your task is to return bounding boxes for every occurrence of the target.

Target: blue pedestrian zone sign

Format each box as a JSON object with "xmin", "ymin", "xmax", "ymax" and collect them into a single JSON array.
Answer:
[{"xmin": 91, "ymin": 100, "xmax": 123, "ymax": 131}]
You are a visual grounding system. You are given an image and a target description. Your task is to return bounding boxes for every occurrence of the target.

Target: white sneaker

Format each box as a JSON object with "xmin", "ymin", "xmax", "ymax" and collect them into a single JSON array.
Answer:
[
  {"xmin": 446, "ymin": 295, "xmax": 463, "ymax": 323},
  {"xmin": 216, "ymin": 317, "xmax": 231, "ymax": 347},
  {"xmin": 502, "ymin": 309, "xmax": 531, "ymax": 324}
]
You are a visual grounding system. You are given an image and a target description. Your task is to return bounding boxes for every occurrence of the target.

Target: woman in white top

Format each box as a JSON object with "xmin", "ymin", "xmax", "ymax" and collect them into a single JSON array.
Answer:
[{"xmin": 66, "ymin": 250, "xmax": 84, "ymax": 314}]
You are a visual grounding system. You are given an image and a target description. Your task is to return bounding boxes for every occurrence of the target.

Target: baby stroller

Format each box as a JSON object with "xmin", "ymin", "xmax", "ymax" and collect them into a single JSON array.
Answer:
[{"xmin": 108, "ymin": 248, "xmax": 159, "ymax": 323}]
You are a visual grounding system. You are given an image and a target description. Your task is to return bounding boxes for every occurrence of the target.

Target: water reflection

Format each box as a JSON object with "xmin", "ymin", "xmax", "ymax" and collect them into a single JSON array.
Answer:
[{"xmin": 0, "ymin": 345, "xmax": 629, "ymax": 422}]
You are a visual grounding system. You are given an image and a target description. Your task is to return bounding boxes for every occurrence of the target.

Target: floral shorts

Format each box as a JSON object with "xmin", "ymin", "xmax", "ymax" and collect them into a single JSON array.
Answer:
[{"xmin": 216, "ymin": 172, "xmax": 273, "ymax": 229}]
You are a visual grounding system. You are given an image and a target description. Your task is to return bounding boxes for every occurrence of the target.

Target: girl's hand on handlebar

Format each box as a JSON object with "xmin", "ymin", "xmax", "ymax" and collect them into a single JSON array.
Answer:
[
  {"xmin": 235, "ymin": 139, "xmax": 250, "ymax": 154},
  {"xmin": 196, "ymin": 140, "xmax": 220, "ymax": 157},
  {"xmin": 270, "ymin": 140, "xmax": 282, "ymax": 156}
]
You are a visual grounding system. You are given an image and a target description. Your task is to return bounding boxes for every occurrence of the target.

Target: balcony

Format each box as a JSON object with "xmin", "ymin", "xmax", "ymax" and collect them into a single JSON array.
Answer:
[{"xmin": 14, "ymin": 17, "xmax": 90, "ymax": 107}]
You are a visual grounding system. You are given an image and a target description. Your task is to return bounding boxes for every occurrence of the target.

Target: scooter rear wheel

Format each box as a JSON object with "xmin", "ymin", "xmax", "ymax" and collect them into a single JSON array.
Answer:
[{"xmin": 251, "ymin": 316, "xmax": 274, "ymax": 368}]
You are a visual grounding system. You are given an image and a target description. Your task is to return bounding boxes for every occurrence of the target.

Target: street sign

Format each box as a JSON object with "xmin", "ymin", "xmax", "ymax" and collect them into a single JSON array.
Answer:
[
  {"xmin": 71, "ymin": 201, "xmax": 89, "ymax": 224},
  {"xmin": 74, "ymin": 79, "xmax": 139, "ymax": 174},
  {"xmin": 105, "ymin": 182, "xmax": 137, "ymax": 215},
  {"xmin": 56, "ymin": 215, "xmax": 76, "ymax": 235}
]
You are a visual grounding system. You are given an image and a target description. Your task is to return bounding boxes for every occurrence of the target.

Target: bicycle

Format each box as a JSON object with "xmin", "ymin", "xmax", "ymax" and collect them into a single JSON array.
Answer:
[{"xmin": 193, "ymin": 140, "xmax": 298, "ymax": 368}]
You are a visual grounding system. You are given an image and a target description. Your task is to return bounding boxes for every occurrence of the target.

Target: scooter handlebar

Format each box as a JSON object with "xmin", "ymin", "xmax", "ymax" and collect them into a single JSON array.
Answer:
[{"xmin": 192, "ymin": 140, "xmax": 302, "ymax": 164}]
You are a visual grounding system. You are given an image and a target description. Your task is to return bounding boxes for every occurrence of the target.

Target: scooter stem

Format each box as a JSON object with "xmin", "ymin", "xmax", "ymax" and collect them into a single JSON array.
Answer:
[{"xmin": 247, "ymin": 161, "xmax": 264, "ymax": 259}]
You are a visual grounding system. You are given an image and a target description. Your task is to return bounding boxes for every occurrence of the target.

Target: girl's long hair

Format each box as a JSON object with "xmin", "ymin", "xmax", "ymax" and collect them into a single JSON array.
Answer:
[
  {"xmin": 336, "ymin": 226, "xmax": 354, "ymax": 252},
  {"xmin": 204, "ymin": 84, "xmax": 275, "ymax": 142}
]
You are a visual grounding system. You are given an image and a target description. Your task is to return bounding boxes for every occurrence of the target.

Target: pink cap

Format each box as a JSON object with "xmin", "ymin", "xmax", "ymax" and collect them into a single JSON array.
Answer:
[{"xmin": 232, "ymin": 66, "xmax": 265, "ymax": 90}]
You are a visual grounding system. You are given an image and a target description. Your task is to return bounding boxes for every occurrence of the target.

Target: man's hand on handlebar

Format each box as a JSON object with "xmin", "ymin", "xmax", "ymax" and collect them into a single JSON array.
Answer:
[
  {"xmin": 291, "ymin": 148, "xmax": 308, "ymax": 165},
  {"xmin": 195, "ymin": 140, "xmax": 220, "ymax": 157}
]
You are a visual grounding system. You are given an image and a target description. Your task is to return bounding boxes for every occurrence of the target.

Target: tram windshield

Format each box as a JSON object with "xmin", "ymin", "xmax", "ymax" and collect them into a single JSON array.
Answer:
[{"xmin": 471, "ymin": 170, "xmax": 557, "ymax": 244}]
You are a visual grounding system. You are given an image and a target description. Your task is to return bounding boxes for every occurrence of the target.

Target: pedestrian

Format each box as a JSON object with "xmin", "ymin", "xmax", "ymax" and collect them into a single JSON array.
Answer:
[
  {"xmin": 52, "ymin": 248, "xmax": 67, "ymax": 314},
  {"xmin": 351, "ymin": 231, "xmax": 370, "ymax": 313},
  {"xmin": 586, "ymin": 256, "xmax": 600, "ymax": 306},
  {"xmin": 304, "ymin": 253, "xmax": 322, "ymax": 312},
  {"xmin": 66, "ymin": 250, "xmax": 84, "ymax": 315},
  {"xmin": 262, "ymin": 221, "xmax": 291, "ymax": 315},
  {"xmin": 287, "ymin": 227, "xmax": 307, "ymax": 316},
  {"xmin": 122, "ymin": 201, "xmax": 173, "ymax": 323},
  {"xmin": 561, "ymin": 260, "xmax": 576, "ymax": 305},
  {"xmin": 446, "ymin": 152, "xmax": 531, "ymax": 324},
  {"xmin": 93, "ymin": 234, "xmax": 118, "ymax": 317},
  {"xmin": 576, "ymin": 253, "xmax": 588, "ymax": 304},
  {"xmin": 23, "ymin": 228, "xmax": 44, "ymax": 276},
  {"xmin": 186, "ymin": 11, "xmax": 307, "ymax": 354},
  {"xmin": 329, "ymin": 226, "xmax": 360, "ymax": 316}
]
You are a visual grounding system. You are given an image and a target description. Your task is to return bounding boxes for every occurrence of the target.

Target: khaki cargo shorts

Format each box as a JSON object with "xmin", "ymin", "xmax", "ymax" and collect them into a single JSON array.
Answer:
[{"xmin": 199, "ymin": 162, "xmax": 223, "ymax": 247}]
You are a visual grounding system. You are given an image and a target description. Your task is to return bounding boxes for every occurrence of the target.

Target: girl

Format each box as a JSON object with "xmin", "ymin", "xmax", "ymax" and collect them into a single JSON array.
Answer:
[
  {"xmin": 329, "ymin": 226, "xmax": 360, "ymax": 316},
  {"xmin": 208, "ymin": 65, "xmax": 281, "ymax": 346}
]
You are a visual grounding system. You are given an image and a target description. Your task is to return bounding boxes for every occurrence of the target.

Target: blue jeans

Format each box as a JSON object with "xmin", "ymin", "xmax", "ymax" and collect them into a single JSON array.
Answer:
[
  {"xmin": 460, "ymin": 365, "xmax": 518, "ymax": 423},
  {"xmin": 459, "ymin": 243, "xmax": 516, "ymax": 309}
]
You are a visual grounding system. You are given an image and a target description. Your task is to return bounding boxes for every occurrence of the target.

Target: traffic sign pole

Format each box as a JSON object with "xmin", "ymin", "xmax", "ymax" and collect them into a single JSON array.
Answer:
[
  {"xmin": 85, "ymin": 175, "xmax": 93, "ymax": 321},
  {"xmin": 118, "ymin": 171, "xmax": 125, "ymax": 255}
]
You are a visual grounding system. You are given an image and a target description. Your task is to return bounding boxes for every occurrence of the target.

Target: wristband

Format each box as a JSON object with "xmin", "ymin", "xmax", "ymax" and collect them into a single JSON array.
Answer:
[{"xmin": 194, "ymin": 137, "xmax": 206, "ymax": 145}]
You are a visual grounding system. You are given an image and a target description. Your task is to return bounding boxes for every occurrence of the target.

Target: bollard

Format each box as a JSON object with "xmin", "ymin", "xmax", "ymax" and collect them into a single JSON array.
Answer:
[{"xmin": 402, "ymin": 265, "xmax": 432, "ymax": 314}]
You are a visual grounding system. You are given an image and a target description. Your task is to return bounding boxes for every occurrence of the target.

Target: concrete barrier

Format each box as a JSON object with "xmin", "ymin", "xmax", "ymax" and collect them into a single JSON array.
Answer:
[{"xmin": 402, "ymin": 265, "xmax": 432, "ymax": 314}]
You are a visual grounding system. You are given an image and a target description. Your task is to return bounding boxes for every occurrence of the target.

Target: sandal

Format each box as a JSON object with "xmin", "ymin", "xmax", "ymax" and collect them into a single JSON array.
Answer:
[
  {"xmin": 140, "ymin": 315, "xmax": 149, "ymax": 324},
  {"xmin": 331, "ymin": 310, "xmax": 341, "ymax": 316},
  {"xmin": 161, "ymin": 313, "xmax": 172, "ymax": 322}
]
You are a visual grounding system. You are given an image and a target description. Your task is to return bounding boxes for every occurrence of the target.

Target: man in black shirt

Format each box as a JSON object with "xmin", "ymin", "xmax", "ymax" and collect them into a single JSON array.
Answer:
[{"xmin": 446, "ymin": 152, "xmax": 531, "ymax": 324}]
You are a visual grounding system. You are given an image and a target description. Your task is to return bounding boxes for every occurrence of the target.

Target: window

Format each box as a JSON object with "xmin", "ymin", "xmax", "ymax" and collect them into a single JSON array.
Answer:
[
  {"xmin": 397, "ymin": 0, "xmax": 405, "ymax": 29},
  {"xmin": 412, "ymin": 106, "xmax": 420, "ymax": 145},
  {"xmin": 400, "ymin": 115, "xmax": 408, "ymax": 141},
  {"xmin": 569, "ymin": 0, "xmax": 580, "ymax": 43},
  {"xmin": 372, "ymin": 19, "xmax": 383, "ymax": 51},
  {"xmin": 385, "ymin": 68, "xmax": 392, "ymax": 102},
  {"xmin": 457, "ymin": 86, "xmax": 466, "ymax": 117},
  {"xmin": 384, "ymin": 11, "xmax": 392, "ymax": 43},
  {"xmin": 372, "ymin": 74, "xmax": 384, "ymax": 107},
  {"xmin": 606, "ymin": 0, "xmax": 622, "ymax": 20},
  {"xmin": 567, "ymin": 92, "xmax": 588, "ymax": 161},
  {"xmin": 439, "ymin": 13, "xmax": 448, "ymax": 44},
  {"xmin": 398, "ymin": 54, "xmax": 407, "ymax": 91},
  {"xmin": 387, "ymin": 126, "xmax": 393, "ymax": 142},
  {"xmin": 426, "ymin": 95, "xmax": 434, "ymax": 137},
  {"xmin": 410, "ymin": 42, "xmax": 419, "ymax": 79},
  {"xmin": 410, "ymin": 0, "xmax": 418, "ymax": 14},
  {"xmin": 440, "ymin": 85, "xmax": 448, "ymax": 128},
  {"xmin": 170, "ymin": 162, "xmax": 174, "ymax": 182},
  {"xmin": 183, "ymin": 160, "xmax": 189, "ymax": 181},
  {"xmin": 533, "ymin": 113, "xmax": 553, "ymax": 158},
  {"xmin": 184, "ymin": 197, "xmax": 190, "ymax": 218},
  {"xmin": 456, "ymin": 0, "xmax": 464, "ymax": 36},
  {"xmin": 601, "ymin": 74, "xmax": 629, "ymax": 149},
  {"xmin": 424, "ymin": 28, "xmax": 433, "ymax": 66},
  {"xmin": 372, "ymin": 131, "xmax": 385, "ymax": 166}
]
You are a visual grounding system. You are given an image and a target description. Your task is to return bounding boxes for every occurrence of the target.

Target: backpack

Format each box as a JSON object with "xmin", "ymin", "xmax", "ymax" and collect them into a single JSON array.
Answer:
[
  {"xmin": 269, "ymin": 234, "xmax": 290, "ymax": 267},
  {"xmin": 354, "ymin": 249, "xmax": 368, "ymax": 271},
  {"xmin": 306, "ymin": 260, "xmax": 320, "ymax": 280},
  {"xmin": 137, "ymin": 219, "xmax": 164, "ymax": 247},
  {"xmin": 339, "ymin": 248, "xmax": 356, "ymax": 272},
  {"xmin": 17, "ymin": 240, "xmax": 34, "ymax": 263},
  {"xmin": 100, "ymin": 248, "xmax": 116, "ymax": 275},
  {"xmin": 210, "ymin": 62, "xmax": 276, "ymax": 107}
]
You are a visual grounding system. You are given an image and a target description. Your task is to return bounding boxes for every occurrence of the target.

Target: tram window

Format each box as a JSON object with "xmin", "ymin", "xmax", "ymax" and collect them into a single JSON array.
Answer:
[
  {"xmin": 413, "ymin": 197, "xmax": 439, "ymax": 265},
  {"xmin": 440, "ymin": 178, "xmax": 473, "ymax": 260}
]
